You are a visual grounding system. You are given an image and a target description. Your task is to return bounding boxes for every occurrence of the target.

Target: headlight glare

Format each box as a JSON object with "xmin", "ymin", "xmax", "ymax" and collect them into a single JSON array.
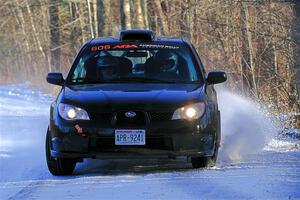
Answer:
[
  {"xmin": 67, "ymin": 108, "xmax": 76, "ymax": 119},
  {"xmin": 58, "ymin": 103, "xmax": 90, "ymax": 120},
  {"xmin": 186, "ymin": 107, "xmax": 197, "ymax": 118},
  {"xmin": 172, "ymin": 102, "xmax": 205, "ymax": 120}
]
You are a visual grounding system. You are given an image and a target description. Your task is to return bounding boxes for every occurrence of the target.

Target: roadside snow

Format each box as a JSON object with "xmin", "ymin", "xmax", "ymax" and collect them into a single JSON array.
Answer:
[
  {"xmin": 0, "ymin": 84, "xmax": 51, "ymax": 117},
  {"xmin": 265, "ymin": 136, "xmax": 300, "ymax": 152}
]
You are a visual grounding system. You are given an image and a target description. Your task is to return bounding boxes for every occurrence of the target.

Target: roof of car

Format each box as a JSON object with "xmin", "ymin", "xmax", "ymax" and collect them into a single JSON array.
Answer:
[
  {"xmin": 88, "ymin": 30, "xmax": 187, "ymax": 45},
  {"xmin": 89, "ymin": 37, "xmax": 186, "ymax": 45}
]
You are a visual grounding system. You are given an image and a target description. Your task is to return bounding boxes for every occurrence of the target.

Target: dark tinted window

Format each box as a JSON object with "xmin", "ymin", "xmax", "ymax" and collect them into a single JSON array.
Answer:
[{"xmin": 69, "ymin": 43, "xmax": 201, "ymax": 84}]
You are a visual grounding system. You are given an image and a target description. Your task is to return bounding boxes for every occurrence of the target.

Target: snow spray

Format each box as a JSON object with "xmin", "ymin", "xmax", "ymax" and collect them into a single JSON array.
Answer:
[{"xmin": 217, "ymin": 88, "xmax": 278, "ymax": 162}]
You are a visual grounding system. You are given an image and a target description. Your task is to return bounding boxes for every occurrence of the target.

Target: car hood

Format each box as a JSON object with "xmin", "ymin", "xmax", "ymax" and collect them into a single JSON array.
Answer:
[{"xmin": 62, "ymin": 83, "xmax": 205, "ymax": 112}]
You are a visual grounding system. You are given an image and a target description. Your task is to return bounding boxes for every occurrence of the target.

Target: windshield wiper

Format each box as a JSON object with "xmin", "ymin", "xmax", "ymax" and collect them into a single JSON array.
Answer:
[
  {"xmin": 69, "ymin": 78, "xmax": 108, "ymax": 85},
  {"xmin": 108, "ymin": 77, "xmax": 176, "ymax": 83},
  {"xmin": 69, "ymin": 77, "xmax": 177, "ymax": 84}
]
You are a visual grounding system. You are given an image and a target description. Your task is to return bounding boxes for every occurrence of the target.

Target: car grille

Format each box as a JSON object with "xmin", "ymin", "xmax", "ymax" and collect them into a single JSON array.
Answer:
[
  {"xmin": 115, "ymin": 111, "xmax": 147, "ymax": 127},
  {"xmin": 89, "ymin": 113, "xmax": 112, "ymax": 125},
  {"xmin": 89, "ymin": 111, "xmax": 173, "ymax": 125},
  {"xmin": 149, "ymin": 112, "xmax": 173, "ymax": 122}
]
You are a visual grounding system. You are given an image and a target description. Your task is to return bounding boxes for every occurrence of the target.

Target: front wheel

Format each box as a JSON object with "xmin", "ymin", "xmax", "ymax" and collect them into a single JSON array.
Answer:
[
  {"xmin": 191, "ymin": 151, "xmax": 217, "ymax": 168},
  {"xmin": 191, "ymin": 111, "xmax": 220, "ymax": 168},
  {"xmin": 45, "ymin": 127, "xmax": 77, "ymax": 175}
]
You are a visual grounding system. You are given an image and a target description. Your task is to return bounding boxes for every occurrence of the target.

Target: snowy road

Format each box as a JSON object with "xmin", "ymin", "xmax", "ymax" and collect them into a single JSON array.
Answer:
[{"xmin": 0, "ymin": 84, "xmax": 299, "ymax": 200}]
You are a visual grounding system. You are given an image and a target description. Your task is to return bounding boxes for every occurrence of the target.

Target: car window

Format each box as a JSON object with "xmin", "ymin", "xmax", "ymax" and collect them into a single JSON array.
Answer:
[{"xmin": 69, "ymin": 43, "xmax": 202, "ymax": 84}]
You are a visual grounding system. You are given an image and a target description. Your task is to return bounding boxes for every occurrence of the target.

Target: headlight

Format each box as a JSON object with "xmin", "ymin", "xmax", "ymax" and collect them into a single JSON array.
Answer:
[
  {"xmin": 58, "ymin": 103, "xmax": 90, "ymax": 120},
  {"xmin": 172, "ymin": 102, "xmax": 205, "ymax": 120}
]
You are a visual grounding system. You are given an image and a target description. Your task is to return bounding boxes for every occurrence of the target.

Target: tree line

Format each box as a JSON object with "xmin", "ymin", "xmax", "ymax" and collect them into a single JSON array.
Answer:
[{"xmin": 0, "ymin": 0, "xmax": 299, "ymax": 115}]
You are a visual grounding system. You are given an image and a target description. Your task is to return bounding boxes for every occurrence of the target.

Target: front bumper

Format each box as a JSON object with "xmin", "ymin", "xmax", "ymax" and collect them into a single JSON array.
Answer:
[{"xmin": 49, "ymin": 111, "xmax": 217, "ymax": 159}]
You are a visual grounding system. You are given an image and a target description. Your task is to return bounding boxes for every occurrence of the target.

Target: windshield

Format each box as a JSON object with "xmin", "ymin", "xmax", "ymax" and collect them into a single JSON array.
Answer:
[{"xmin": 68, "ymin": 43, "xmax": 201, "ymax": 84}]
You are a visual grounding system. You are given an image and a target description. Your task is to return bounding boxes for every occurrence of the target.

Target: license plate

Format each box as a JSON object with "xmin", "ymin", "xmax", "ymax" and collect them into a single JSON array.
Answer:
[{"xmin": 115, "ymin": 129, "xmax": 145, "ymax": 145}]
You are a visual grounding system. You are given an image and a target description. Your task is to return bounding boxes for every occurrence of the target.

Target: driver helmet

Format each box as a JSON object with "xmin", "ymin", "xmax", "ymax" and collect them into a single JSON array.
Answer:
[
  {"xmin": 154, "ymin": 50, "xmax": 179, "ymax": 73},
  {"xmin": 96, "ymin": 56, "xmax": 119, "ymax": 79}
]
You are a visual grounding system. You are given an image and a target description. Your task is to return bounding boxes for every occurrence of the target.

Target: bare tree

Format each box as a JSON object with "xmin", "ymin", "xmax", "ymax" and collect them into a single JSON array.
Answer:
[
  {"xmin": 49, "ymin": 0, "xmax": 61, "ymax": 71},
  {"xmin": 293, "ymin": 1, "xmax": 300, "ymax": 110},
  {"xmin": 97, "ymin": 0, "xmax": 111, "ymax": 36},
  {"xmin": 86, "ymin": 0, "xmax": 94, "ymax": 38},
  {"xmin": 121, "ymin": 0, "xmax": 131, "ymax": 30},
  {"xmin": 153, "ymin": 0, "xmax": 169, "ymax": 35},
  {"xmin": 242, "ymin": 2, "xmax": 258, "ymax": 98},
  {"xmin": 134, "ymin": 0, "xmax": 144, "ymax": 29}
]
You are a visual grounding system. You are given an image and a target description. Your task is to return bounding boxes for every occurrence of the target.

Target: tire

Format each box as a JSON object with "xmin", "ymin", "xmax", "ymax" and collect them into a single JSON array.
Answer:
[
  {"xmin": 45, "ymin": 127, "xmax": 77, "ymax": 175},
  {"xmin": 191, "ymin": 152, "xmax": 217, "ymax": 168},
  {"xmin": 191, "ymin": 111, "xmax": 220, "ymax": 168}
]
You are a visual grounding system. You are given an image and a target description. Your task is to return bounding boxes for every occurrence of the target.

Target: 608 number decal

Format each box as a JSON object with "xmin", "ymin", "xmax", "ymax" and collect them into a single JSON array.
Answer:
[{"xmin": 91, "ymin": 44, "xmax": 138, "ymax": 51}]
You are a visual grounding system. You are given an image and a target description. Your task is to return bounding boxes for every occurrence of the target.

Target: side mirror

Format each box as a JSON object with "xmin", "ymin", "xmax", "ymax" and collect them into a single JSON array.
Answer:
[
  {"xmin": 46, "ymin": 72, "xmax": 64, "ymax": 86},
  {"xmin": 206, "ymin": 71, "xmax": 227, "ymax": 85}
]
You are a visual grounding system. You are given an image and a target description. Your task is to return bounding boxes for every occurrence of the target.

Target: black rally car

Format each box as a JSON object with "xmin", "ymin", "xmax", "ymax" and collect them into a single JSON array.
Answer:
[{"xmin": 46, "ymin": 30, "xmax": 227, "ymax": 175}]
